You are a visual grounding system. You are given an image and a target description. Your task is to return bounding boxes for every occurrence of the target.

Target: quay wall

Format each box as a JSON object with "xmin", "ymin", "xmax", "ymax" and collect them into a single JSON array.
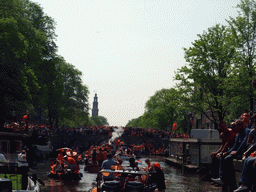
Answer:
[{"xmin": 169, "ymin": 138, "xmax": 222, "ymax": 167}]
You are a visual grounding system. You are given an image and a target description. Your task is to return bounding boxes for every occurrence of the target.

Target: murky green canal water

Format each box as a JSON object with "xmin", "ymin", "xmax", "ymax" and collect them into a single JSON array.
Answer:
[{"xmin": 36, "ymin": 156, "xmax": 221, "ymax": 192}]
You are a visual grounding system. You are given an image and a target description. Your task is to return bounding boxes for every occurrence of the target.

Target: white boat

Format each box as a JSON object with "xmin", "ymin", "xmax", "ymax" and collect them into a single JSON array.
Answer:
[{"xmin": 0, "ymin": 132, "xmax": 44, "ymax": 191}]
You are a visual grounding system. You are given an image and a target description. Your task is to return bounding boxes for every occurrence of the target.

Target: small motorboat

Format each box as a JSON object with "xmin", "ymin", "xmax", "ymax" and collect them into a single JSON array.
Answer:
[
  {"xmin": 48, "ymin": 159, "xmax": 83, "ymax": 181},
  {"xmin": 48, "ymin": 170, "xmax": 83, "ymax": 181},
  {"xmin": 88, "ymin": 168, "xmax": 158, "ymax": 192}
]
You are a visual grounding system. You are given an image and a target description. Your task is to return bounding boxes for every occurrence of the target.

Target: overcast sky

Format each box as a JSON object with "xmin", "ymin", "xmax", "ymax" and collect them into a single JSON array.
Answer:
[{"xmin": 32, "ymin": 0, "xmax": 241, "ymax": 126}]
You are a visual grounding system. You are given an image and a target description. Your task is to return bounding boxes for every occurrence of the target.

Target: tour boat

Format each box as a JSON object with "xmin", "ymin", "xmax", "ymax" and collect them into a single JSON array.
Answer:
[
  {"xmin": 0, "ymin": 132, "xmax": 44, "ymax": 191},
  {"xmin": 88, "ymin": 168, "xmax": 158, "ymax": 192}
]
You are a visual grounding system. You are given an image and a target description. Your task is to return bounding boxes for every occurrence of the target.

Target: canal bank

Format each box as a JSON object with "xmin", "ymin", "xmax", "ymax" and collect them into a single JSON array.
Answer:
[{"xmin": 166, "ymin": 131, "xmax": 246, "ymax": 192}]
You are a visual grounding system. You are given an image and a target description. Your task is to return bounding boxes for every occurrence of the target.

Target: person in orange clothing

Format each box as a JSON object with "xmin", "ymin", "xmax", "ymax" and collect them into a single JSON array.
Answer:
[
  {"xmin": 64, "ymin": 155, "xmax": 77, "ymax": 172},
  {"xmin": 152, "ymin": 163, "xmax": 166, "ymax": 192},
  {"xmin": 145, "ymin": 158, "xmax": 152, "ymax": 172},
  {"xmin": 57, "ymin": 149, "xmax": 64, "ymax": 168},
  {"xmin": 73, "ymin": 162, "xmax": 80, "ymax": 174},
  {"xmin": 97, "ymin": 148, "xmax": 105, "ymax": 165},
  {"xmin": 115, "ymin": 139, "xmax": 120, "ymax": 150},
  {"xmin": 117, "ymin": 159, "xmax": 123, "ymax": 170},
  {"xmin": 50, "ymin": 160, "xmax": 56, "ymax": 174}
]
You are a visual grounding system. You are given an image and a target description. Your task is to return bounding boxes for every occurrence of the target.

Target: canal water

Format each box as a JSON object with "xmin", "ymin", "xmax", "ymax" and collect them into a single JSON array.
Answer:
[{"xmin": 36, "ymin": 156, "xmax": 221, "ymax": 192}]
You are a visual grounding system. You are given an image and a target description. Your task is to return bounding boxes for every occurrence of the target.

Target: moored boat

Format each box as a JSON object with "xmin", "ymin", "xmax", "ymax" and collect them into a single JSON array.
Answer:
[{"xmin": 0, "ymin": 132, "xmax": 44, "ymax": 191}]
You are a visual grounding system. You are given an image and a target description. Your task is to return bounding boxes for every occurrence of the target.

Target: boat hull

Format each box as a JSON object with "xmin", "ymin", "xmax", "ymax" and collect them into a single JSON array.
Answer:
[{"xmin": 48, "ymin": 173, "xmax": 82, "ymax": 181}]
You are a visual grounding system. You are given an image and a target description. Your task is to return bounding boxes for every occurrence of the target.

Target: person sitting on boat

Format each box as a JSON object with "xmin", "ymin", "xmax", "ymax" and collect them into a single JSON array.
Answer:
[
  {"xmin": 63, "ymin": 155, "xmax": 77, "ymax": 173},
  {"xmin": 58, "ymin": 149, "xmax": 66, "ymax": 170},
  {"xmin": 143, "ymin": 158, "xmax": 152, "ymax": 173},
  {"xmin": 151, "ymin": 163, "xmax": 166, "ymax": 192},
  {"xmin": 123, "ymin": 174, "xmax": 134, "ymax": 190},
  {"xmin": 101, "ymin": 153, "xmax": 116, "ymax": 181},
  {"xmin": 133, "ymin": 161, "xmax": 140, "ymax": 171},
  {"xmin": 117, "ymin": 159, "xmax": 123, "ymax": 170},
  {"xmin": 54, "ymin": 159, "xmax": 63, "ymax": 174},
  {"xmin": 17, "ymin": 149, "xmax": 29, "ymax": 170},
  {"xmin": 134, "ymin": 175, "xmax": 143, "ymax": 183}
]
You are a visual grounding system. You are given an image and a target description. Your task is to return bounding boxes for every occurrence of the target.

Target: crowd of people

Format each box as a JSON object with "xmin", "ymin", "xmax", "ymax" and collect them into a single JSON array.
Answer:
[
  {"xmin": 208, "ymin": 110, "xmax": 256, "ymax": 192},
  {"xmin": 3, "ymin": 118, "xmax": 190, "ymax": 141}
]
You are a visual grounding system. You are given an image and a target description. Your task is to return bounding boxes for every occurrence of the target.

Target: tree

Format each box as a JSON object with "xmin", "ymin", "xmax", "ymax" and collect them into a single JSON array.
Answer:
[
  {"xmin": 0, "ymin": 0, "xmax": 40, "ymax": 130},
  {"xmin": 175, "ymin": 24, "xmax": 237, "ymax": 130},
  {"xmin": 0, "ymin": 0, "xmax": 90, "ymax": 130},
  {"xmin": 50, "ymin": 57, "xmax": 89, "ymax": 128},
  {"xmin": 126, "ymin": 116, "xmax": 143, "ymax": 128},
  {"xmin": 228, "ymin": 0, "xmax": 256, "ymax": 113},
  {"xmin": 91, "ymin": 116, "xmax": 109, "ymax": 126},
  {"xmin": 140, "ymin": 88, "xmax": 181, "ymax": 131}
]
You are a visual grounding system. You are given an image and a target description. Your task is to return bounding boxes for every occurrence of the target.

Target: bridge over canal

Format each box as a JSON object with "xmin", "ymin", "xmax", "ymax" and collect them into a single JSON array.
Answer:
[{"xmin": 49, "ymin": 133, "xmax": 169, "ymax": 150}]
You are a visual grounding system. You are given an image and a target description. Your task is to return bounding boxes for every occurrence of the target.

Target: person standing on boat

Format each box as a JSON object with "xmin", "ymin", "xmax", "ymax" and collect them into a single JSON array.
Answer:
[
  {"xmin": 17, "ymin": 149, "xmax": 29, "ymax": 169},
  {"xmin": 152, "ymin": 163, "xmax": 166, "ymax": 192},
  {"xmin": 0, "ymin": 152, "xmax": 8, "ymax": 170},
  {"xmin": 17, "ymin": 149, "xmax": 29, "ymax": 190},
  {"xmin": 128, "ymin": 156, "xmax": 136, "ymax": 168}
]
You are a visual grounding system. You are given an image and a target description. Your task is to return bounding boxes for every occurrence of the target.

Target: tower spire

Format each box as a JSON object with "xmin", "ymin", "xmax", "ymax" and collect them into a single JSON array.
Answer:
[{"xmin": 92, "ymin": 93, "xmax": 99, "ymax": 117}]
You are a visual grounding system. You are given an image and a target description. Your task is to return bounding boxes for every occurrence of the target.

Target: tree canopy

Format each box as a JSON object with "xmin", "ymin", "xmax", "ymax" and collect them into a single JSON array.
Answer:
[{"xmin": 0, "ymin": 0, "xmax": 90, "ymax": 130}]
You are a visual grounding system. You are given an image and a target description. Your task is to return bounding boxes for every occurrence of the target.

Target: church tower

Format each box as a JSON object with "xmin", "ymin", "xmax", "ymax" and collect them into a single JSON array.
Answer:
[{"xmin": 92, "ymin": 93, "xmax": 99, "ymax": 117}]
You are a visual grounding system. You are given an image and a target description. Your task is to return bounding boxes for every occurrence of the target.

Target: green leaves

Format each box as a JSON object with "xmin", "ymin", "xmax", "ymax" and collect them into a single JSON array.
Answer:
[{"xmin": 0, "ymin": 0, "xmax": 90, "ymax": 129}]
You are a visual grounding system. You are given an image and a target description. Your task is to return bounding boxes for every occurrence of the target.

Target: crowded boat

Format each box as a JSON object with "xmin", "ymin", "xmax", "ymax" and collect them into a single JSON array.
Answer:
[
  {"xmin": 48, "ymin": 148, "xmax": 83, "ymax": 180},
  {"xmin": 88, "ymin": 155, "xmax": 166, "ymax": 192},
  {"xmin": 0, "ymin": 132, "xmax": 44, "ymax": 191}
]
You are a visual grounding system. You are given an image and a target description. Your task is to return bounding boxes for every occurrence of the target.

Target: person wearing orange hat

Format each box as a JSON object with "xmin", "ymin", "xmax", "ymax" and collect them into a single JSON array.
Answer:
[{"xmin": 152, "ymin": 163, "xmax": 166, "ymax": 192}]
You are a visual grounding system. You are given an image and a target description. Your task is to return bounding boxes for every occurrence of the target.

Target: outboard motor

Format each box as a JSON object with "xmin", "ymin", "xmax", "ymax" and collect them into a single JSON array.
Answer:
[
  {"xmin": 125, "ymin": 181, "xmax": 144, "ymax": 192},
  {"xmin": 0, "ymin": 178, "xmax": 12, "ymax": 192},
  {"xmin": 102, "ymin": 181, "xmax": 121, "ymax": 192}
]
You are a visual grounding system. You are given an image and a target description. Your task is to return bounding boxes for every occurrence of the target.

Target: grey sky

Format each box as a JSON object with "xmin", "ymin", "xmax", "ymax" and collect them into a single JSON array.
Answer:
[{"xmin": 32, "ymin": 0, "xmax": 240, "ymax": 126}]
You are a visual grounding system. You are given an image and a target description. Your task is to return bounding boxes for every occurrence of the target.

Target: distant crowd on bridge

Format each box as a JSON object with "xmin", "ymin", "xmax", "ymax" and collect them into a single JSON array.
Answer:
[{"xmin": 2, "ymin": 120, "xmax": 191, "ymax": 140}]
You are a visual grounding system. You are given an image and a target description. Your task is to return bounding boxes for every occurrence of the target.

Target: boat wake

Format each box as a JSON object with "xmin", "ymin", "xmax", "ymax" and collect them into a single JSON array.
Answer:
[{"xmin": 108, "ymin": 126, "xmax": 124, "ymax": 144}]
